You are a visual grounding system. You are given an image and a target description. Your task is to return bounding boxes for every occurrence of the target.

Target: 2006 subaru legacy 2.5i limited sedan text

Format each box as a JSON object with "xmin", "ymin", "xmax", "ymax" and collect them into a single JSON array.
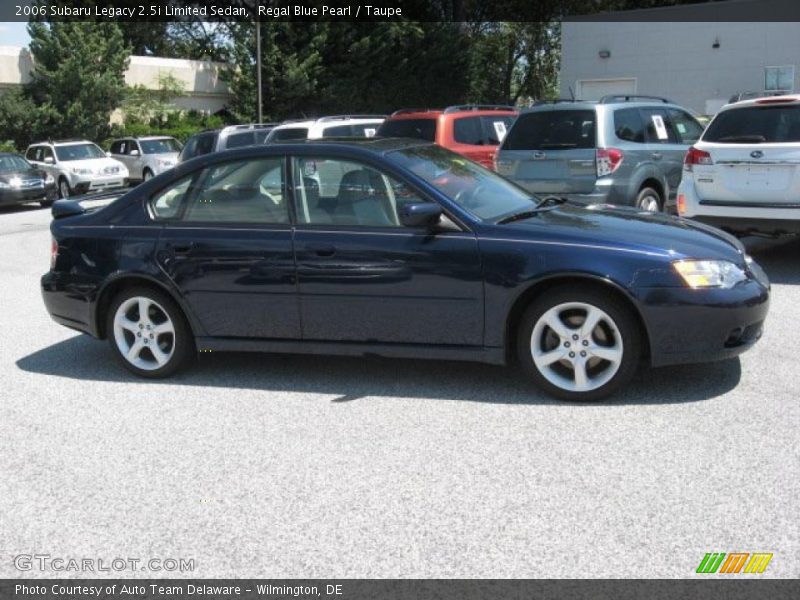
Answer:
[{"xmin": 40, "ymin": 139, "xmax": 770, "ymax": 401}]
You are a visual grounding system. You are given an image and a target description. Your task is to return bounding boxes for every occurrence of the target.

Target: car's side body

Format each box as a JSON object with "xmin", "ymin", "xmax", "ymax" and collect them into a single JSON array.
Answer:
[
  {"xmin": 494, "ymin": 97, "xmax": 704, "ymax": 211},
  {"xmin": 377, "ymin": 106, "xmax": 518, "ymax": 168},
  {"xmin": 42, "ymin": 141, "xmax": 769, "ymax": 377}
]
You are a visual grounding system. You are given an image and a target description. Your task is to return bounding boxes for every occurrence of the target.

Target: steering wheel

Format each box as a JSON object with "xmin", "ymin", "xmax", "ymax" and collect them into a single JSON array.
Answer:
[{"xmin": 454, "ymin": 183, "xmax": 487, "ymax": 209}]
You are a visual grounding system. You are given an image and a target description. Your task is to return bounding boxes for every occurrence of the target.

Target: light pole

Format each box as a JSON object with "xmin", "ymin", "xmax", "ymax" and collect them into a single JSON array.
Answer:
[{"xmin": 256, "ymin": 18, "xmax": 263, "ymax": 122}]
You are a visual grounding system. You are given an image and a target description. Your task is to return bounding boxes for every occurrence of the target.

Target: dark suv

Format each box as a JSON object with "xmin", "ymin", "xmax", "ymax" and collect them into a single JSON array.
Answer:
[
  {"xmin": 494, "ymin": 96, "xmax": 705, "ymax": 212},
  {"xmin": 377, "ymin": 105, "xmax": 517, "ymax": 168}
]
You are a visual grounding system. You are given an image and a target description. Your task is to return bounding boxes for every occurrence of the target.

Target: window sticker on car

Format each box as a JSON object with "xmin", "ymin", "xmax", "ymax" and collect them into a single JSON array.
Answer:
[
  {"xmin": 303, "ymin": 160, "xmax": 317, "ymax": 176},
  {"xmin": 651, "ymin": 114, "xmax": 669, "ymax": 140},
  {"xmin": 493, "ymin": 120, "xmax": 508, "ymax": 141},
  {"xmin": 364, "ymin": 128, "xmax": 376, "ymax": 138},
  {"xmin": 676, "ymin": 123, "xmax": 687, "ymax": 134}
]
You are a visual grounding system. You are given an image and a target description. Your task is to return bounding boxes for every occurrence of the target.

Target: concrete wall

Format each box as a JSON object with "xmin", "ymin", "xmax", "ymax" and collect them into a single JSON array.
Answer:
[
  {"xmin": 560, "ymin": 21, "xmax": 800, "ymax": 115},
  {"xmin": 0, "ymin": 46, "xmax": 231, "ymax": 114}
]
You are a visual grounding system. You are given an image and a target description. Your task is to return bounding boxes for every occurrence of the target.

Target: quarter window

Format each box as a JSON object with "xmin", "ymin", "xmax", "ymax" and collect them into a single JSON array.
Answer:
[
  {"xmin": 292, "ymin": 157, "xmax": 428, "ymax": 227},
  {"xmin": 453, "ymin": 117, "xmax": 485, "ymax": 145},
  {"xmin": 667, "ymin": 109, "xmax": 704, "ymax": 144},
  {"xmin": 151, "ymin": 176, "xmax": 192, "ymax": 220}
]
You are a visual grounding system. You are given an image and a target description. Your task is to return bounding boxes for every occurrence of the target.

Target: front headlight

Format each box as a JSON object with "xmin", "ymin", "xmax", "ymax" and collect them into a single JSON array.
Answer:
[{"xmin": 673, "ymin": 259, "xmax": 747, "ymax": 289}]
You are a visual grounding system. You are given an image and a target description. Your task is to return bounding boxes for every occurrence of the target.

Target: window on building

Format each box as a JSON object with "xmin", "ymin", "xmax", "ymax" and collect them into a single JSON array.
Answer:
[{"xmin": 765, "ymin": 66, "xmax": 794, "ymax": 92}]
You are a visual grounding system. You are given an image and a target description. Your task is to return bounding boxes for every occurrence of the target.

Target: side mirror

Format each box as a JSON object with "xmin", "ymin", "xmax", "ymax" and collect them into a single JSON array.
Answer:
[
  {"xmin": 43, "ymin": 156, "xmax": 54, "ymax": 164},
  {"xmin": 399, "ymin": 202, "xmax": 443, "ymax": 229},
  {"xmin": 130, "ymin": 149, "xmax": 140, "ymax": 156}
]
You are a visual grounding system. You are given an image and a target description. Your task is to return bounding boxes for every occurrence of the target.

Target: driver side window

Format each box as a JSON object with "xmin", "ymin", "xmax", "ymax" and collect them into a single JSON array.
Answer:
[{"xmin": 292, "ymin": 157, "xmax": 428, "ymax": 227}]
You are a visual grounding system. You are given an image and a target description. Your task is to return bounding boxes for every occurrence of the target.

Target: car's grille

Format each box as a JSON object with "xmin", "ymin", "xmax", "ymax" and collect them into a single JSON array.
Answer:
[{"xmin": 20, "ymin": 178, "xmax": 44, "ymax": 189}]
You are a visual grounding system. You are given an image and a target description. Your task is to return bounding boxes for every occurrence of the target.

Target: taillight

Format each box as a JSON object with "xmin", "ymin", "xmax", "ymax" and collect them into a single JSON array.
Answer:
[
  {"xmin": 684, "ymin": 146, "xmax": 713, "ymax": 171},
  {"xmin": 50, "ymin": 237, "xmax": 58, "ymax": 270},
  {"xmin": 596, "ymin": 148, "xmax": 624, "ymax": 177},
  {"xmin": 677, "ymin": 193, "xmax": 687, "ymax": 215}
]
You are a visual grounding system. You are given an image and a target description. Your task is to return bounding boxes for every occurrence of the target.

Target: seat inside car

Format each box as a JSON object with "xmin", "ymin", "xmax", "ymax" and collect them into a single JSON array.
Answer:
[{"xmin": 334, "ymin": 168, "xmax": 396, "ymax": 226}]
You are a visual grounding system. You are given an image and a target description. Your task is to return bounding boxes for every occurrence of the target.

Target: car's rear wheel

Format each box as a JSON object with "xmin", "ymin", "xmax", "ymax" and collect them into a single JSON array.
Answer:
[
  {"xmin": 636, "ymin": 186, "xmax": 662, "ymax": 212},
  {"xmin": 58, "ymin": 178, "xmax": 70, "ymax": 199},
  {"xmin": 517, "ymin": 286, "xmax": 642, "ymax": 401},
  {"xmin": 106, "ymin": 287, "xmax": 194, "ymax": 378}
]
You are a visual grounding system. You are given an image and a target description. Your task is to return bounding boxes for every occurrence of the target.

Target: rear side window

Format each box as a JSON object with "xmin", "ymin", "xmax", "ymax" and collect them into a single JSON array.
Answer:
[
  {"xmin": 182, "ymin": 133, "xmax": 217, "ymax": 160},
  {"xmin": 502, "ymin": 110, "xmax": 596, "ymax": 150},
  {"xmin": 614, "ymin": 108, "xmax": 646, "ymax": 143},
  {"xmin": 703, "ymin": 105, "xmax": 800, "ymax": 143},
  {"xmin": 377, "ymin": 118, "xmax": 437, "ymax": 142},
  {"xmin": 25, "ymin": 146, "xmax": 39, "ymax": 161},
  {"xmin": 483, "ymin": 116, "xmax": 515, "ymax": 144},
  {"xmin": 271, "ymin": 128, "xmax": 308, "ymax": 141},
  {"xmin": 453, "ymin": 117, "xmax": 484, "ymax": 145},
  {"xmin": 225, "ymin": 131, "xmax": 256, "ymax": 149},
  {"xmin": 109, "ymin": 140, "xmax": 125, "ymax": 154}
]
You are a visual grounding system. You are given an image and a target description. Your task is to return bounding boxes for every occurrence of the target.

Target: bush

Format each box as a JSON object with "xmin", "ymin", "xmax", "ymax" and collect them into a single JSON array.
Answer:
[
  {"xmin": 0, "ymin": 140, "xmax": 19, "ymax": 154},
  {"xmin": 103, "ymin": 110, "xmax": 227, "ymax": 149}
]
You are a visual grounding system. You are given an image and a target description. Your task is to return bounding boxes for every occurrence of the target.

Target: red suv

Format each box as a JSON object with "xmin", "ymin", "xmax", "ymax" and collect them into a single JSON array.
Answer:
[{"xmin": 376, "ymin": 105, "xmax": 517, "ymax": 168}]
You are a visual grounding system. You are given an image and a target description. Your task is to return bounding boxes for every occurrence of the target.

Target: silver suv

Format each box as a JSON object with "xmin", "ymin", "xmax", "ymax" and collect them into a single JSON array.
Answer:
[
  {"xmin": 109, "ymin": 136, "xmax": 182, "ymax": 182},
  {"xmin": 495, "ymin": 96, "xmax": 705, "ymax": 212},
  {"xmin": 178, "ymin": 124, "xmax": 277, "ymax": 163}
]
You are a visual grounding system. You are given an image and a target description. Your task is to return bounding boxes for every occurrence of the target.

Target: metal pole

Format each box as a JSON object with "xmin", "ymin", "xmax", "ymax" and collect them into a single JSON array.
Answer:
[{"xmin": 256, "ymin": 19, "xmax": 263, "ymax": 122}]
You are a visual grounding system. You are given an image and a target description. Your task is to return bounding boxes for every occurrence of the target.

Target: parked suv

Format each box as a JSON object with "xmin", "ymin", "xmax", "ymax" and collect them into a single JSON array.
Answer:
[
  {"xmin": 677, "ymin": 94, "xmax": 800, "ymax": 235},
  {"xmin": 265, "ymin": 116, "xmax": 385, "ymax": 142},
  {"xmin": 377, "ymin": 105, "xmax": 517, "ymax": 168},
  {"xmin": 178, "ymin": 124, "xmax": 276, "ymax": 163},
  {"xmin": 26, "ymin": 140, "xmax": 128, "ymax": 198},
  {"xmin": 494, "ymin": 96, "xmax": 705, "ymax": 211},
  {"xmin": 109, "ymin": 136, "xmax": 182, "ymax": 182}
]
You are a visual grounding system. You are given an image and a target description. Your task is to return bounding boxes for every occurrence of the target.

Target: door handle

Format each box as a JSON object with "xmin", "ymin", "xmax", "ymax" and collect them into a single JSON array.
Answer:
[
  {"xmin": 306, "ymin": 243, "xmax": 336, "ymax": 257},
  {"xmin": 651, "ymin": 152, "xmax": 663, "ymax": 160},
  {"xmin": 168, "ymin": 242, "xmax": 194, "ymax": 256}
]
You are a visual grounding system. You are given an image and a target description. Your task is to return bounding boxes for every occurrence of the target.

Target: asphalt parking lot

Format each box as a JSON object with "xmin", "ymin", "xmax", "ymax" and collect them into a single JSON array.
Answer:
[{"xmin": 1, "ymin": 202, "xmax": 798, "ymax": 579}]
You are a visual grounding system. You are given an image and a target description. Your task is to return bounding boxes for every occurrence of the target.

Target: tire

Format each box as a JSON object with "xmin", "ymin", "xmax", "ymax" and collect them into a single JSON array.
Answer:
[
  {"xmin": 142, "ymin": 168, "xmax": 153, "ymax": 182},
  {"xmin": 106, "ymin": 286, "xmax": 194, "ymax": 378},
  {"xmin": 58, "ymin": 177, "xmax": 71, "ymax": 199},
  {"xmin": 636, "ymin": 186, "xmax": 662, "ymax": 212},
  {"xmin": 516, "ymin": 285, "xmax": 642, "ymax": 401}
]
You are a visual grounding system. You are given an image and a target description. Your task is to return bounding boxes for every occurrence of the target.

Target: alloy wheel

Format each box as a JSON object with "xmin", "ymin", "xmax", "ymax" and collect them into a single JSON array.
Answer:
[
  {"xmin": 112, "ymin": 296, "xmax": 176, "ymax": 371},
  {"xmin": 530, "ymin": 302, "xmax": 624, "ymax": 393}
]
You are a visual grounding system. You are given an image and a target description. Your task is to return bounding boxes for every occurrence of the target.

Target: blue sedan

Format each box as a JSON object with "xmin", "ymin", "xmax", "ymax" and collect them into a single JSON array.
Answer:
[{"xmin": 41, "ymin": 139, "xmax": 769, "ymax": 400}]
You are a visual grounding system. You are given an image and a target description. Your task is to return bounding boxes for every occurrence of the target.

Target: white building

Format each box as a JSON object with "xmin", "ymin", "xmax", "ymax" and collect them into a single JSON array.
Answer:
[
  {"xmin": 560, "ymin": 0, "xmax": 800, "ymax": 115},
  {"xmin": 0, "ymin": 46, "xmax": 232, "ymax": 115}
]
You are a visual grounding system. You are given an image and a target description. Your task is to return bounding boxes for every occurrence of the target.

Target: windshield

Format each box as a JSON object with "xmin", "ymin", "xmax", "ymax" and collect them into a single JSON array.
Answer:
[
  {"xmin": 503, "ymin": 110, "xmax": 596, "ymax": 150},
  {"xmin": 387, "ymin": 145, "xmax": 537, "ymax": 221},
  {"xmin": 0, "ymin": 155, "xmax": 33, "ymax": 172},
  {"xmin": 54, "ymin": 143, "xmax": 106, "ymax": 161},
  {"xmin": 140, "ymin": 138, "xmax": 182, "ymax": 154},
  {"xmin": 703, "ymin": 104, "xmax": 800, "ymax": 143},
  {"xmin": 377, "ymin": 118, "xmax": 437, "ymax": 142}
]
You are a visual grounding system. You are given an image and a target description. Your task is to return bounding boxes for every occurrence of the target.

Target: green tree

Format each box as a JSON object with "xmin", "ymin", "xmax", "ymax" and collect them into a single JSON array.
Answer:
[
  {"xmin": 26, "ymin": 22, "xmax": 130, "ymax": 141},
  {"xmin": 121, "ymin": 74, "xmax": 185, "ymax": 125}
]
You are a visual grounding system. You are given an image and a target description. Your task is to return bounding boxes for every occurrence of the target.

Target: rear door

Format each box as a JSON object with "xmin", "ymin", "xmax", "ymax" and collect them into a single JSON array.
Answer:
[
  {"xmin": 153, "ymin": 157, "xmax": 300, "ymax": 339},
  {"xmin": 640, "ymin": 107, "xmax": 685, "ymax": 199},
  {"xmin": 496, "ymin": 109, "xmax": 597, "ymax": 194},
  {"xmin": 694, "ymin": 102, "xmax": 800, "ymax": 206}
]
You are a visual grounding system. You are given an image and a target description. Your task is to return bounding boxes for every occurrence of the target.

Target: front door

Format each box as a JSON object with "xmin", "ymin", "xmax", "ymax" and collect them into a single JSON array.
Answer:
[
  {"xmin": 290, "ymin": 155, "xmax": 484, "ymax": 346},
  {"xmin": 154, "ymin": 157, "xmax": 300, "ymax": 339}
]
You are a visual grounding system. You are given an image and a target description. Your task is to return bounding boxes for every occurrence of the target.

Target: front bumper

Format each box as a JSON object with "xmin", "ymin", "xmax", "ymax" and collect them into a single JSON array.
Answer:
[
  {"xmin": 69, "ymin": 173, "xmax": 128, "ymax": 194},
  {"xmin": 635, "ymin": 277, "xmax": 770, "ymax": 368},
  {"xmin": 0, "ymin": 185, "xmax": 57, "ymax": 205}
]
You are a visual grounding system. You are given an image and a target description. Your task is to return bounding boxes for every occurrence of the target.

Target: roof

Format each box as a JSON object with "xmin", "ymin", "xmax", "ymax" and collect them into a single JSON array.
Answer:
[
  {"xmin": 723, "ymin": 95, "xmax": 800, "ymax": 109},
  {"xmin": 389, "ymin": 105, "xmax": 516, "ymax": 118},
  {"xmin": 30, "ymin": 139, "xmax": 94, "ymax": 146}
]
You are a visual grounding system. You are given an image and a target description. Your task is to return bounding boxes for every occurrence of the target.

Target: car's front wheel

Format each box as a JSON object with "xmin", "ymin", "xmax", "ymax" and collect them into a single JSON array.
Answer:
[
  {"xmin": 142, "ymin": 168, "xmax": 153, "ymax": 182},
  {"xmin": 106, "ymin": 287, "xmax": 194, "ymax": 378},
  {"xmin": 517, "ymin": 286, "xmax": 642, "ymax": 401},
  {"xmin": 58, "ymin": 177, "xmax": 71, "ymax": 199}
]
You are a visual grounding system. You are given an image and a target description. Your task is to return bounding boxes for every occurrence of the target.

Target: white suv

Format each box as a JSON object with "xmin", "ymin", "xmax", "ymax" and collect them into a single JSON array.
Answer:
[
  {"xmin": 265, "ymin": 116, "xmax": 385, "ymax": 142},
  {"xmin": 677, "ymin": 95, "xmax": 800, "ymax": 235},
  {"xmin": 26, "ymin": 140, "xmax": 129, "ymax": 198}
]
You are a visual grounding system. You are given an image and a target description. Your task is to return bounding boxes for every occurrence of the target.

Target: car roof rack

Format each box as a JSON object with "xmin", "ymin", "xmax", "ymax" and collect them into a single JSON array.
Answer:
[
  {"xmin": 316, "ymin": 115, "xmax": 386, "ymax": 122},
  {"xmin": 389, "ymin": 108, "xmax": 441, "ymax": 116},
  {"xmin": 728, "ymin": 90, "xmax": 788, "ymax": 103},
  {"xmin": 599, "ymin": 94, "xmax": 672, "ymax": 104},
  {"xmin": 531, "ymin": 98, "xmax": 590, "ymax": 105},
  {"xmin": 443, "ymin": 104, "xmax": 516, "ymax": 113}
]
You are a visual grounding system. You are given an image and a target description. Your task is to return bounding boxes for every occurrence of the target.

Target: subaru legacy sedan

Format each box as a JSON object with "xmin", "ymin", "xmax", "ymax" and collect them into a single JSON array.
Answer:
[{"xmin": 41, "ymin": 139, "xmax": 769, "ymax": 401}]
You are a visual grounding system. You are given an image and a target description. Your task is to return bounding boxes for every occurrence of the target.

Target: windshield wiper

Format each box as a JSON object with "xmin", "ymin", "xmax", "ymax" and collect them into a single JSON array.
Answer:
[{"xmin": 496, "ymin": 197, "xmax": 567, "ymax": 224}]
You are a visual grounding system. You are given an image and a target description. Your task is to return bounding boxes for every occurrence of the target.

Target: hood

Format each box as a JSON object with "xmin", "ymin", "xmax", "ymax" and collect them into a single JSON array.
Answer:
[
  {"xmin": 493, "ymin": 203, "xmax": 745, "ymax": 264},
  {"xmin": 0, "ymin": 166, "xmax": 47, "ymax": 182}
]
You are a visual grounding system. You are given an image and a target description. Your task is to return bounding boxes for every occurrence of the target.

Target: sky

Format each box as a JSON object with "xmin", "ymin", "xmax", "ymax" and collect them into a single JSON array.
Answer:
[{"xmin": 0, "ymin": 22, "xmax": 31, "ymax": 47}]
